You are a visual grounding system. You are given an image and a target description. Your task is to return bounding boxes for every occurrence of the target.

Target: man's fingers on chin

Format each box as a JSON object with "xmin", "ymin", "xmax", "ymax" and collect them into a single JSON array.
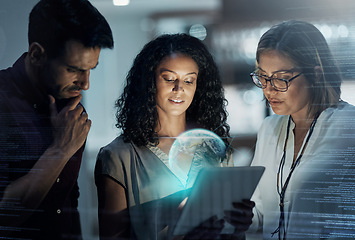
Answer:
[
  {"xmin": 65, "ymin": 95, "xmax": 82, "ymax": 110},
  {"xmin": 86, "ymin": 119, "xmax": 92, "ymax": 128}
]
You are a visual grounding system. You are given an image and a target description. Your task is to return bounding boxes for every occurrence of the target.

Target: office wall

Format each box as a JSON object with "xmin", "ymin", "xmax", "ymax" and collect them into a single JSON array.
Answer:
[{"xmin": 0, "ymin": 0, "xmax": 37, "ymax": 69}]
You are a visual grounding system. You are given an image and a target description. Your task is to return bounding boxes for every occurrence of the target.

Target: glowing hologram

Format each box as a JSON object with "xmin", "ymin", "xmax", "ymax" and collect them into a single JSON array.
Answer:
[{"xmin": 168, "ymin": 129, "xmax": 226, "ymax": 189}]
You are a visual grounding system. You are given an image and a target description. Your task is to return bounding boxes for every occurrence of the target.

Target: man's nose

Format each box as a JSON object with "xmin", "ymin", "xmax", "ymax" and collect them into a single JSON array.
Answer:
[{"xmin": 78, "ymin": 71, "xmax": 90, "ymax": 90}]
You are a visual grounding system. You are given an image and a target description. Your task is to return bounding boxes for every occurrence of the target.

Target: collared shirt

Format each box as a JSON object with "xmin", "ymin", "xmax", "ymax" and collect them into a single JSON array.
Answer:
[
  {"xmin": 250, "ymin": 101, "xmax": 355, "ymax": 239},
  {"xmin": 0, "ymin": 54, "xmax": 84, "ymax": 239}
]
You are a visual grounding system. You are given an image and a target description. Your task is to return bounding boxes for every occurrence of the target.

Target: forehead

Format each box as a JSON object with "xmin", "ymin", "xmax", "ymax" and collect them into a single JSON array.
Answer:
[
  {"xmin": 58, "ymin": 40, "xmax": 101, "ymax": 67},
  {"xmin": 157, "ymin": 53, "xmax": 198, "ymax": 72},
  {"xmin": 257, "ymin": 50, "xmax": 297, "ymax": 73}
]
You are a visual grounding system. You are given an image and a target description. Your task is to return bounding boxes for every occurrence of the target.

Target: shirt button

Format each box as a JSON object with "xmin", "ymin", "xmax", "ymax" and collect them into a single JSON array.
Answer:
[
  {"xmin": 57, "ymin": 209, "xmax": 61, "ymax": 214},
  {"xmin": 56, "ymin": 178, "xmax": 60, "ymax": 183}
]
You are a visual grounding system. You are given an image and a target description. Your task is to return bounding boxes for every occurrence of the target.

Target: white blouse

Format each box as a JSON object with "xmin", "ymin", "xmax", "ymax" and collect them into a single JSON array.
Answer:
[{"xmin": 249, "ymin": 101, "xmax": 355, "ymax": 239}]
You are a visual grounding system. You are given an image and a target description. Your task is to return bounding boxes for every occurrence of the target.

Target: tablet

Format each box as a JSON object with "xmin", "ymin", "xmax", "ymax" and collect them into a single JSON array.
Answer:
[{"xmin": 173, "ymin": 166, "xmax": 265, "ymax": 236}]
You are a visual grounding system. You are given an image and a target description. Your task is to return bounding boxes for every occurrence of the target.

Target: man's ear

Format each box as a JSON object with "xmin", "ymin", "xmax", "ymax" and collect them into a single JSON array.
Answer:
[{"xmin": 28, "ymin": 42, "xmax": 47, "ymax": 66}]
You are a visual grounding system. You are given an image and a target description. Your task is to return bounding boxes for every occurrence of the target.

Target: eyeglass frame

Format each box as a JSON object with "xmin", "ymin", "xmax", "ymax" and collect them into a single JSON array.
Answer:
[{"xmin": 250, "ymin": 70, "xmax": 303, "ymax": 92}]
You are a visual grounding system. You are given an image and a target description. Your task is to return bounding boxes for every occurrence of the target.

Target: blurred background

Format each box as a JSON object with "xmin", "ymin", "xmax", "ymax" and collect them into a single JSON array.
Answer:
[{"xmin": 1, "ymin": 0, "xmax": 355, "ymax": 239}]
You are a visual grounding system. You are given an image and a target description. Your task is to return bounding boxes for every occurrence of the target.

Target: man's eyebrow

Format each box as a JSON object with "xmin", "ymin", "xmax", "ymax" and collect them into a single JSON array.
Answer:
[{"xmin": 66, "ymin": 61, "xmax": 99, "ymax": 71}]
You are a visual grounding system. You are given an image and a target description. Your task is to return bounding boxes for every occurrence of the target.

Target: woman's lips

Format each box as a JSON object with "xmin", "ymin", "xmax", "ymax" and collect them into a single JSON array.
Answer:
[
  {"xmin": 169, "ymin": 98, "xmax": 184, "ymax": 104},
  {"xmin": 268, "ymin": 99, "xmax": 282, "ymax": 106}
]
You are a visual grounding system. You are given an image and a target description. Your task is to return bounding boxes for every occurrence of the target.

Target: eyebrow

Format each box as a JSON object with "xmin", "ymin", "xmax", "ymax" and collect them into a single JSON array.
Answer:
[
  {"xmin": 66, "ymin": 61, "xmax": 99, "ymax": 72},
  {"xmin": 159, "ymin": 68, "xmax": 198, "ymax": 76},
  {"xmin": 257, "ymin": 67, "xmax": 294, "ymax": 74}
]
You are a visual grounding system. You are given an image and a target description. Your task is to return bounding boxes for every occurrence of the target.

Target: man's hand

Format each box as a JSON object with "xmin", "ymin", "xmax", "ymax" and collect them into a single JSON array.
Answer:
[
  {"xmin": 0, "ymin": 95, "xmax": 91, "ymax": 228},
  {"xmin": 49, "ymin": 94, "xmax": 91, "ymax": 159}
]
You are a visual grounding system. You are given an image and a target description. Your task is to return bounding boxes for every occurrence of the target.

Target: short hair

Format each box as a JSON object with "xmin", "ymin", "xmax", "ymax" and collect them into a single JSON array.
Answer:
[
  {"xmin": 256, "ymin": 20, "xmax": 341, "ymax": 118},
  {"xmin": 28, "ymin": 0, "xmax": 113, "ymax": 58},
  {"xmin": 115, "ymin": 33, "xmax": 230, "ymax": 147}
]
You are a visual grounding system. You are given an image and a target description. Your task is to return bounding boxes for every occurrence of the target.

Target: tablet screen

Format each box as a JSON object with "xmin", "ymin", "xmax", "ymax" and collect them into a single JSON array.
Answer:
[{"xmin": 173, "ymin": 166, "xmax": 265, "ymax": 236}]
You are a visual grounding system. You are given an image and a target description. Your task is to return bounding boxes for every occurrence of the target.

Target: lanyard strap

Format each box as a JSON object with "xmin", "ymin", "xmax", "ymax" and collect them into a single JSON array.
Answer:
[{"xmin": 272, "ymin": 114, "xmax": 319, "ymax": 239}]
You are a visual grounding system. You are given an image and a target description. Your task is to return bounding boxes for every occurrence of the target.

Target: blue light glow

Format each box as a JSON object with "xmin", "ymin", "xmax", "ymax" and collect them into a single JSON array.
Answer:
[{"xmin": 168, "ymin": 129, "xmax": 226, "ymax": 188}]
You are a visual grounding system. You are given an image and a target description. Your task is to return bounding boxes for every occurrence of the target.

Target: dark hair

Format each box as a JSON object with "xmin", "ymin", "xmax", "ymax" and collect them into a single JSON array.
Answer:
[
  {"xmin": 256, "ymin": 20, "xmax": 341, "ymax": 118},
  {"xmin": 28, "ymin": 0, "xmax": 113, "ymax": 58},
  {"xmin": 115, "ymin": 33, "xmax": 230, "ymax": 148}
]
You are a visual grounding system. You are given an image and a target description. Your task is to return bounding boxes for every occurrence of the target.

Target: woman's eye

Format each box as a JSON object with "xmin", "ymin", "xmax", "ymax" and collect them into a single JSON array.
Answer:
[
  {"xmin": 163, "ymin": 78, "xmax": 175, "ymax": 82},
  {"xmin": 162, "ymin": 74, "xmax": 176, "ymax": 82},
  {"xmin": 184, "ymin": 78, "xmax": 196, "ymax": 85},
  {"xmin": 259, "ymin": 75, "xmax": 268, "ymax": 80},
  {"xmin": 276, "ymin": 72, "xmax": 293, "ymax": 80},
  {"xmin": 278, "ymin": 75, "xmax": 292, "ymax": 80}
]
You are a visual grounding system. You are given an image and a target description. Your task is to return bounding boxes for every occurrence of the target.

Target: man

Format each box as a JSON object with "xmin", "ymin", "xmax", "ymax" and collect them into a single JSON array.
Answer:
[{"xmin": 0, "ymin": 0, "xmax": 113, "ymax": 239}]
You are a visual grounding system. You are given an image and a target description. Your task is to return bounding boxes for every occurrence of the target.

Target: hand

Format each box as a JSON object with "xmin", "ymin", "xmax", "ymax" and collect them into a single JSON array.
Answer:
[
  {"xmin": 224, "ymin": 199, "xmax": 255, "ymax": 236},
  {"xmin": 49, "ymin": 95, "xmax": 91, "ymax": 158},
  {"xmin": 183, "ymin": 216, "xmax": 225, "ymax": 240}
]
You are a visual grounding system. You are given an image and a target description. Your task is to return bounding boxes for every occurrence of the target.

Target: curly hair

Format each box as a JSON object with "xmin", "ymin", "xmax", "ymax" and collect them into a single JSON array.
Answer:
[{"xmin": 115, "ymin": 33, "xmax": 230, "ymax": 147}]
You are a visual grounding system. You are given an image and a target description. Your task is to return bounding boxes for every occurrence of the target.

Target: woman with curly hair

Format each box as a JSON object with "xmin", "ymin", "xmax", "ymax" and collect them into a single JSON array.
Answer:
[{"xmin": 95, "ymin": 33, "xmax": 254, "ymax": 240}]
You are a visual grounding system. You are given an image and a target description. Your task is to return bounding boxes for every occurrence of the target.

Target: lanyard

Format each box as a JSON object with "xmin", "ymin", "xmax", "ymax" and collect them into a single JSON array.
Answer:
[{"xmin": 271, "ymin": 114, "xmax": 319, "ymax": 239}]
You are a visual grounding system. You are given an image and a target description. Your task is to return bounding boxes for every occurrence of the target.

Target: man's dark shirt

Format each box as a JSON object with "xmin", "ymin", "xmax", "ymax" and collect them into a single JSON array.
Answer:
[{"xmin": 0, "ymin": 54, "xmax": 84, "ymax": 239}]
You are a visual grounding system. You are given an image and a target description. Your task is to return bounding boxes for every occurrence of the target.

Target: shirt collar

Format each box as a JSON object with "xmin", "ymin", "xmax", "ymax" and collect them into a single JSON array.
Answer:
[{"xmin": 12, "ymin": 53, "xmax": 49, "ymax": 113}]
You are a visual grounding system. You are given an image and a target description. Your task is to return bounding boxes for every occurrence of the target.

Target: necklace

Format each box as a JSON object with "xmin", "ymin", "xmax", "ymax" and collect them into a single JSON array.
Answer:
[{"xmin": 272, "ymin": 114, "xmax": 319, "ymax": 240}]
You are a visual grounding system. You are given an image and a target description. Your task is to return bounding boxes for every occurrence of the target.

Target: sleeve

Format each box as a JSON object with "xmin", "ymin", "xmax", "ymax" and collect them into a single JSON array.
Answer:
[
  {"xmin": 94, "ymin": 140, "xmax": 130, "ymax": 189},
  {"xmin": 0, "ymin": 98, "xmax": 15, "ymax": 200},
  {"xmin": 69, "ymin": 181, "xmax": 82, "ymax": 236}
]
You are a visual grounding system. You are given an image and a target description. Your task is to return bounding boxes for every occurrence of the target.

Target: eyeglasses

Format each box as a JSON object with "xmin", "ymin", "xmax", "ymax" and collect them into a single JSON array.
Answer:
[{"xmin": 250, "ymin": 70, "xmax": 303, "ymax": 92}]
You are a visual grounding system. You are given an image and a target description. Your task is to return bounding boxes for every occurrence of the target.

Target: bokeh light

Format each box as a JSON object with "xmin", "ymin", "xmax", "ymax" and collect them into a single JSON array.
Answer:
[{"xmin": 189, "ymin": 24, "xmax": 207, "ymax": 41}]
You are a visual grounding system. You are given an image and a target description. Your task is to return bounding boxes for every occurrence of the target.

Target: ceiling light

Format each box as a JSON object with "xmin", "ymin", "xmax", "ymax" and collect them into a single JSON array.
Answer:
[{"xmin": 113, "ymin": 0, "xmax": 130, "ymax": 6}]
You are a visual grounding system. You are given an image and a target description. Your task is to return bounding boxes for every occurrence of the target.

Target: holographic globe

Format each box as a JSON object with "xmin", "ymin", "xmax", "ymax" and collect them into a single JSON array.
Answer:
[{"xmin": 168, "ymin": 129, "xmax": 226, "ymax": 188}]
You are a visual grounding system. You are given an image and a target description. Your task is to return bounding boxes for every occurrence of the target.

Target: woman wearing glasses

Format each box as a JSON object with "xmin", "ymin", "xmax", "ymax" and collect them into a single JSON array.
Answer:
[{"xmin": 249, "ymin": 20, "xmax": 355, "ymax": 239}]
